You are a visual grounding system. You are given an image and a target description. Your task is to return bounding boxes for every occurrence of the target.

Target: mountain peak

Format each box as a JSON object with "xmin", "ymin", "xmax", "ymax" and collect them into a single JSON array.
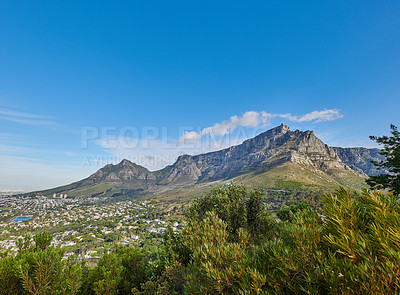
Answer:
[
  {"xmin": 248, "ymin": 123, "xmax": 292, "ymax": 143},
  {"xmin": 269, "ymin": 123, "xmax": 290, "ymax": 134},
  {"xmin": 35, "ymin": 124, "xmax": 381, "ymax": 199},
  {"xmin": 119, "ymin": 159, "xmax": 133, "ymax": 166},
  {"xmin": 278, "ymin": 123, "xmax": 290, "ymax": 131}
]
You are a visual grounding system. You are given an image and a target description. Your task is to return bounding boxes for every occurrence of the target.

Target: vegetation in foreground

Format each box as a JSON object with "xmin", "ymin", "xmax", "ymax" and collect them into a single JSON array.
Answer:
[
  {"xmin": 367, "ymin": 124, "xmax": 400, "ymax": 195},
  {"xmin": 1, "ymin": 184, "xmax": 400, "ymax": 294}
]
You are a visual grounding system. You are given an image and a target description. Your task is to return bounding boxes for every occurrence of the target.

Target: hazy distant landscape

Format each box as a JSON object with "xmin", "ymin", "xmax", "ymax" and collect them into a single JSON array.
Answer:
[{"xmin": 1, "ymin": 1, "xmax": 399, "ymax": 294}]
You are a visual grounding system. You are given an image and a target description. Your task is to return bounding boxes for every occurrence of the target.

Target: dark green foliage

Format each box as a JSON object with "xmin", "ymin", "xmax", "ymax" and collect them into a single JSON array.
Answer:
[
  {"xmin": 276, "ymin": 202, "xmax": 310, "ymax": 222},
  {"xmin": 17, "ymin": 248, "xmax": 83, "ymax": 295},
  {"xmin": 255, "ymin": 188, "xmax": 400, "ymax": 293},
  {"xmin": 0, "ymin": 232, "xmax": 83, "ymax": 295},
  {"xmin": 321, "ymin": 188, "xmax": 400, "ymax": 293},
  {"xmin": 89, "ymin": 253, "xmax": 123, "ymax": 295},
  {"xmin": 33, "ymin": 232, "xmax": 52, "ymax": 251},
  {"xmin": 79, "ymin": 247, "xmax": 151, "ymax": 295},
  {"xmin": 140, "ymin": 261, "xmax": 186, "ymax": 294},
  {"xmin": 367, "ymin": 124, "xmax": 400, "ymax": 195},
  {"xmin": 186, "ymin": 184, "xmax": 277, "ymax": 243},
  {"xmin": 0, "ymin": 255, "xmax": 19, "ymax": 295},
  {"xmin": 186, "ymin": 184, "xmax": 247, "ymax": 240},
  {"xmin": 254, "ymin": 209, "xmax": 326, "ymax": 293},
  {"xmin": 163, "ymin": 226, "xmax": 191, "ymax": 266},
  {"xmin": 184, "ymin": 212, "xmax": 266, "ymax": 294},
  {"xmin": 180, "ymin": 186, "xmax": 400, "ymax": 294},
  {"xmin": 119, "ymin": 248, "xmax": 151, "ymax": 294},
  {"xmin": 3, "ymin": 185, "xmax": 400, "ymax": 294}
]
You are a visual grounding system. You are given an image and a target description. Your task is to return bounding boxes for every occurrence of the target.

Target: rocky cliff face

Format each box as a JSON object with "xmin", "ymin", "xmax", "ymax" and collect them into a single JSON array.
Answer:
[
  {"xmin": 163, "ymin": 124, "xmax": 349, "ymax": 184},
  {"xmin": 45, "ymin": 124, "xmax": 383, "ymax": 197},
  {"xmin": 333, "ymin": 147, "xmax": 385, "ymax": 176}
]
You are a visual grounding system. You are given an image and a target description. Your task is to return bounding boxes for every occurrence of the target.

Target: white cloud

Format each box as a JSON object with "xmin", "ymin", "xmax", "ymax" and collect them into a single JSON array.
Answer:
[
  {"xmin": 180, "ymin": 109, "xmax": 343, "ymax": 142},
  {"xmin": 96, "ymin": 108, "xmax": 344, "ymax": 170},
  {"xmin": 0, "ymin": 108, "xmax": 55, "ymax": 126},
  {"xmin": 181, "ymin": 111, "xmax": 263, "ymax": 143},
  {"xmin": 0, "ymin": 108, "xmax": 48, "ymax": 119},
  {"xmin": 280, "ymin": 109, "xmax": 343, "ymax": 123}
]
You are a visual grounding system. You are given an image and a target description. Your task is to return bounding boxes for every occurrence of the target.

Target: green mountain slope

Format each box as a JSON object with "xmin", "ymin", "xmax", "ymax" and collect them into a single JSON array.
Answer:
[
  {"xmin": 143, "ymin": 161, "xmax": 366, "ymax": 210},
  {"xmin": 27, "ymin": 124, "xmax": 372, "ymax": 205}
]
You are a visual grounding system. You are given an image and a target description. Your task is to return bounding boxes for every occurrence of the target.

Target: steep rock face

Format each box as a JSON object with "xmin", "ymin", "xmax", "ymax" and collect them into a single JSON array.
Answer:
[
  {"xmin": 38, "ymin": 124, "xmax": 381, "ymax": 198},
  {"xmin": 165, "ymin": 155, "xmax": 202, "ymax": 185},
  {"xmin": 73, "ymin": 125, "xmax": 383, "ymax": 190},
  {"xmin": 292, "ymin": 131, "xmax": 347, "ymax": 170},
  {"xmin": 164, "ymin": 124, "xmax": 349, "ymax": 183},
  {"xmin": 333, "ymin": 147, "xmax": 385, "ymax": 176}
]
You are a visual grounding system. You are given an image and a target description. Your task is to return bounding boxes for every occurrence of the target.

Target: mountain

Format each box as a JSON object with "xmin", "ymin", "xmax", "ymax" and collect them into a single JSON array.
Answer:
[
  {"xmin": 32, "ymin": 124, "xmax": 382, "ymax": 199},
  {"xmin": 164, "ymin": 124, "xmax": 348, "ymax": 183},
  {"xmin": 332, "ymin": 147, "xmax": 385, "ymax": 176}
]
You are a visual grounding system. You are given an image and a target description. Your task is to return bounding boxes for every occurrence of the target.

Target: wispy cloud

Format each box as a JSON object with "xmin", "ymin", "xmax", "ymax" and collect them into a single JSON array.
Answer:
[
  {"xmin": 279, "ymin": 109, "xmax": 343, "ymax": 123},
  {"xmin": 0, "ymin": 108, "xmax": 55, "ymax": 126},
  {"xmin": 0, "ymin": 108, "xmax": 49, "ymax": 119},
  {"xmin": 180, "ymin": 109, "xmax": 343, "ymax": 142},
  {"xmin": 94, "ymin": 109, "xmax": 343, "ymax": 170}
]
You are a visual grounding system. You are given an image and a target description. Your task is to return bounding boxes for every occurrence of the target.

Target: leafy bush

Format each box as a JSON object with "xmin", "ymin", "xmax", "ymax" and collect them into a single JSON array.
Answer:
[
  {"xmin": 186, "ymin": 184, "xmax": 277, "ymax": 244},
  {"xmin": 276, "ymin": 202, "xmax": 310, "ymax": 222},
  {"xmin": 184, "ymin": 211, "xmax": 266, "ymax": 294},
  {"xmin": 2, "ymin": 186, "xmax": 400, "ymax": 294},
  {"xmin": 322, "ymin": 188, "xmax": 400, "ymax": 293},
  {"xmin": 0, "ymin": 233, "xmax": 83, "ymax": 295},
  {"xmin": 367, "ymin": 124, "xmax": 400, "ymax": 195}
]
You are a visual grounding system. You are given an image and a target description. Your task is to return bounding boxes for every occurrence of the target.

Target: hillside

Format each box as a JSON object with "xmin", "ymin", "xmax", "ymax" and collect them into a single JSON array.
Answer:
[{"xmin": 30, "ymin": 124, "xmax": 381, "ymax": 201}]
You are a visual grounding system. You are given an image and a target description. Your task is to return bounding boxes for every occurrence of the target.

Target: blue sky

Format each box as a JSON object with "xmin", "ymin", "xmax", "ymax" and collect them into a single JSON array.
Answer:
[{"xmin": 0, "ymin": 0, "xmax": 399, "ymax": 191}]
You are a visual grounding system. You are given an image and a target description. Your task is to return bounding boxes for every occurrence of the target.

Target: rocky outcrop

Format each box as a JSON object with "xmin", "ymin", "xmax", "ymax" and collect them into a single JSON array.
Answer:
[
  {"xmin": 162, "ymin": 124, "xmax": 350, "ymax": 184},
  {"xmin": 43, "ymin": 124, "xmax": 384, "ymax": 197},
  {"xmin": 81, "ymin": 159, "xmax": 156, "ymax": 186},
  {"xmin": 80, "ymin": 124, "xmax": 378, "ymax": 187},
  {"xmin": 333, "ymin": 147, "xmax": 385, "ymax": 176}
]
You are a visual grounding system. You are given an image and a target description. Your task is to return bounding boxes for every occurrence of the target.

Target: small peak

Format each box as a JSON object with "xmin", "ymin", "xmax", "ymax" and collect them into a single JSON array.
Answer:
[
  {"xmin": 270, "ymin": 123, "xmax": 290, "ymax": 134},
  {"xmin": 253, "ymin": 124, "xmax": 292, "ymax": 141},
  {"xmin": 116, "ymin": 159, "xmax": 150, "ymax": 172},
  {"xmin": 304, "ymin": 130, "xmax": 315, "ymax": 136},
  {"xmin": 279, "ymin": 123, "xmax": 290, "ymax": 131},
  {"xmin": 120, "ymin": 159, "xmax": 132, "ymax": 166},
  {"xmin": 176, "ymin": 154, "xmax": 191, "ymax": 161}
]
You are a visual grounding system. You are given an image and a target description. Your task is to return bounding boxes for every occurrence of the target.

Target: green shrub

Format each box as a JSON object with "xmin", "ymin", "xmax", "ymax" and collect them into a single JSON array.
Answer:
[
  {"xmin": 186, "ymin": 184, "xmax": 277, "ymax": 244},
  {"xmin": 0, "ymin": 233, "xmax": 83, "ymax": 295}
]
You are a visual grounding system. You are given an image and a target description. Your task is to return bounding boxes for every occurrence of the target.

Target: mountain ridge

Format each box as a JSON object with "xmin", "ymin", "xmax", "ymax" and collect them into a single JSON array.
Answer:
[{"xmin": 30, "ymin": 124, "xmax": 383, "ymax": 199}]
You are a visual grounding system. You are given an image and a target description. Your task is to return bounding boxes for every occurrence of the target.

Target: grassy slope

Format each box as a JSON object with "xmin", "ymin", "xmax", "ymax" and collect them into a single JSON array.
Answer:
[
  {"xmin": 31, "ymin": 161, "xmax": 367, "ymax": 210},
  {"xmin": 31, "ymin": 182, "xmax": 119, "ymax": 198},
  {"xmin": 236, "ymin": 162, "xmax": 366, "ymax": 191},
  {"xmin": 142, "ymin": 162, "xmax": 367, "ymax": 210}
]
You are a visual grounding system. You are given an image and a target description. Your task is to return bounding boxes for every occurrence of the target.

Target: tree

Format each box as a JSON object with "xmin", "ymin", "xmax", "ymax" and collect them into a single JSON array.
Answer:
[
  {"xmin": 186, "ymin": 184, "xmax": 277, "ymax": 243},
  {"xmin": 0, "ymin": 255, "xmax": 19, "ymax": 295},
  {"xmin": 0, "ymin": 233, "xmax": 84, "ymax": 295},
  {"xmin": 366, "ymin": 124, "xmax": 400, "ymax": 195},
  {"xmin": 277, "ymin": 203, "xmax": 310, "ymax": 222},
  {"xmin": 183, "ymin": 212, "xmax": 266, "ymax": 294},
  {"xmin": 33, "ymin": 232, "xmax": 52, "ymax": 251}
]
